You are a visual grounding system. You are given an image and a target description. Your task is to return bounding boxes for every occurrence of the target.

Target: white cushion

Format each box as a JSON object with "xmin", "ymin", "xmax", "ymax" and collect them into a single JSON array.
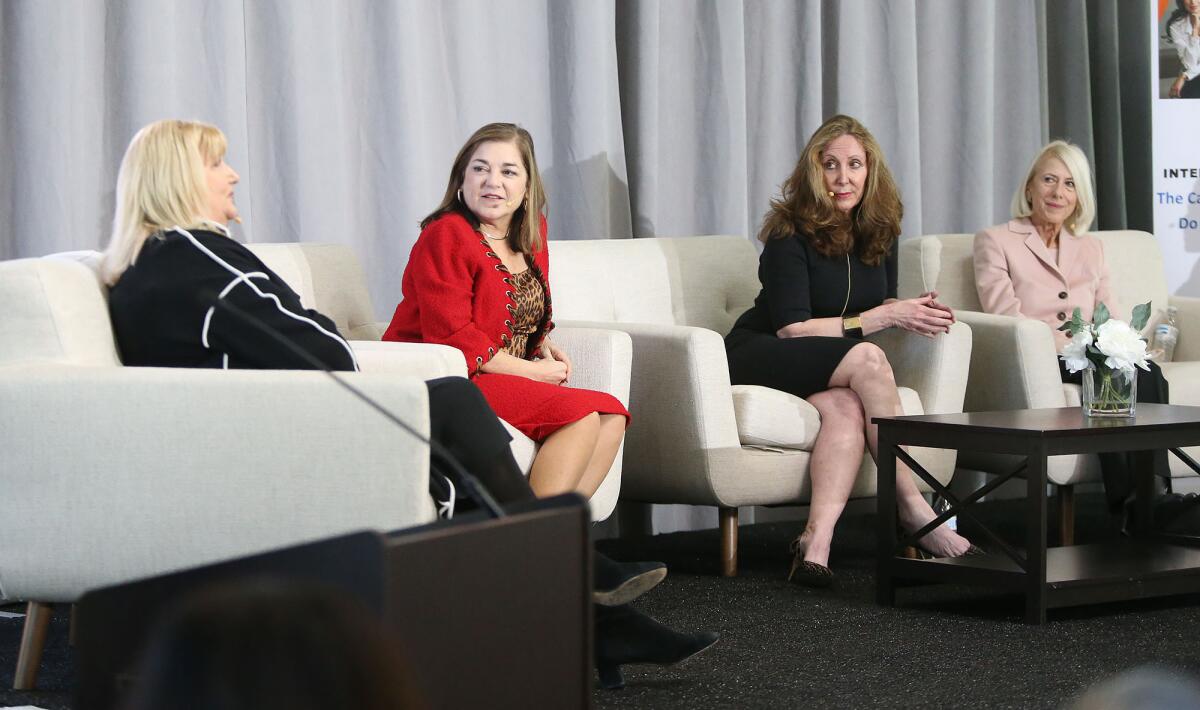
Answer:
[
  {"xmin": 550, "ymin": 236, "xmax": 760, "ymax": 335},
  {"xmin": 896, "ymin": 387, "xmax": 924, "ymax": 417},
  {"xmin": 1, "ymin": 364, "xmax": 436, "ymax": 602},
  {"xmin": 0, "ymin": 257, "xmax": 120, "ymax": 367},
  {"xmin": 247, "ymin": 243, "xmax": 382, "ymax": 341},
  {"xmin": 731, "ymin": 385, "xmax": 820, "ymax": 450},
  {"xmin": 732, "ymin": 384, "xmax": 924, "ymax": 451},
  {"xmin": 1160, "ymin": 361, "xmax": 1200, "ymax": 403},
  {"xmin": 44, "ymin": 250, "xmax": 104, "ymax": 273},
  {"xmin": 502, "ymin": 419, "xmax": 538, "ymax": 475}
]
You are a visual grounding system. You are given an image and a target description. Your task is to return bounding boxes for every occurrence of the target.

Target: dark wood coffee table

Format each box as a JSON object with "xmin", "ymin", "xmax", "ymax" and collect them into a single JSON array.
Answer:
[{"xmin": 874, "ymin": 403, "xmax": 1200, "ymax": 623}]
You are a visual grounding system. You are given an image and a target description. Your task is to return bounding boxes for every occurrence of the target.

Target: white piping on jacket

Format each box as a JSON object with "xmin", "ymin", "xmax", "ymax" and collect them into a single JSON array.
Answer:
[{"xmin": 171, "ymin": 226, "xmax": 360, "ymax": 371}]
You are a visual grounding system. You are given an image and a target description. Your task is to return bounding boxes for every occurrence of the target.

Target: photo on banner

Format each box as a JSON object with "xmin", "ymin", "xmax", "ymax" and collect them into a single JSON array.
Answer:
[
  {"xmin": 1159, "ymin": 0, "xmax": 1200, "ymax": 98},
  {"xmin": 1152, "ymin": 0, "xmax": 1200, "ymax": 295}
]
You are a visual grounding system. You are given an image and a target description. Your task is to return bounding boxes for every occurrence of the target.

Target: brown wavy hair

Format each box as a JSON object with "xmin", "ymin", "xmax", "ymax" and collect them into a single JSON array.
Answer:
[
  {"xmin": 422, "ymin": 122, "xmax": 547, "ymax": 255},
  {"xmin": 758, "ymin": 114, "xmax": 902, "ymax": 266}
]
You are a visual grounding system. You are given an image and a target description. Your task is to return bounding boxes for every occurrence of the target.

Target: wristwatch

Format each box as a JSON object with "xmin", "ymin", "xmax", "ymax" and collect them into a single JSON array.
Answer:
[{"xmin": 842, "ymin": 313, "xmax": 863, "ymax": 338}]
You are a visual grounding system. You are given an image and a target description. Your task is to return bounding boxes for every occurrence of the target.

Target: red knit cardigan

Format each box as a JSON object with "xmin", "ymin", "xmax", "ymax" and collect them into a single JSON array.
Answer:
[{"xmin": 382, "ymin": 211, "xmax": 554, "ymax": 375}]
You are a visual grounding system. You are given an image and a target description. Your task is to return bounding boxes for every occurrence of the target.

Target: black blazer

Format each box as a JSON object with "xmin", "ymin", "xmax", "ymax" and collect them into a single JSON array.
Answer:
[{"xmin": 108, "ymin": 227, "xmax": 357, "ymax": 371}]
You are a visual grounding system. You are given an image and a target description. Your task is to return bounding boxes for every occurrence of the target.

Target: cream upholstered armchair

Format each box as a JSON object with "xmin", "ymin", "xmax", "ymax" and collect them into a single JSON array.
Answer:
[
  {"xmin": 0, "ymin": 253, "xmax": 437, "ymax": 689},
  {"xmin": 547, "ymin": 236, "xmax": 973, "ymax": 576},
  {"xmin": 244, "ymin": 242, "xmax": 631, "ymax": 522},
  {"xmin": 898, "ymin": 230, "xmax": 1200, "ymax": 542}
]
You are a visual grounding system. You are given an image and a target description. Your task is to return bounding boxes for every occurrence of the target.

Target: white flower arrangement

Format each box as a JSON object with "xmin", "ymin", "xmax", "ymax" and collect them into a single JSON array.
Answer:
[
  {"xmin": 1058, "ymin": 302, "xmax": 1152, "ymax": 376},
  {"xmin": 1059, "ymin": 301, "xmax": 1151, "ymax": 415}
]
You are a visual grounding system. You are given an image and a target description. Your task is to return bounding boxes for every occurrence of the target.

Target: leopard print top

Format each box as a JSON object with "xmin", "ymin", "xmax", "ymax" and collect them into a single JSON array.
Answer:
[{"xmin": 503, "ymin": 268, "xmax": 545, "ymax": 359}]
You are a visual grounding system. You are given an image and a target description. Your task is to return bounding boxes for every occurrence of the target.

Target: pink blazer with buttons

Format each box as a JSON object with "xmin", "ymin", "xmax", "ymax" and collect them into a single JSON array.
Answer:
[{"xmin": 973, "ymin": 218, "xmax": 1117, "ymax": 353}]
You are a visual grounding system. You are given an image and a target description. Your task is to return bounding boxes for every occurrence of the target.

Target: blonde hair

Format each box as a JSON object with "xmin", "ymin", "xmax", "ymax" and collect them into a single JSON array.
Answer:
[
  {"xmin": 758, "ymin": 114, "xmax": 902, "ymax": 266},
  {"xmin": 100, "ymin": 120, "xmax": 228, "ymax": 285},
  {"xmin": 1011, "ymin": 140, "xmax": 1096, "ymax": 234},
  {"xmin": 422, "ymin": 123, "xmax": 547, "ymax": 255}
]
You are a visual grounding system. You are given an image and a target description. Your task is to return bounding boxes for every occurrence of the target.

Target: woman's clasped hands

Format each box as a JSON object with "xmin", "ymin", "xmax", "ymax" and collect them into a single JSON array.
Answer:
[
  {"xmin": 876, "ymin": 290, "xmax": 955, "ymax": 337},
  {"xmin": 526, "ymin": 339, "xmax": 572, "ymax": 385}
]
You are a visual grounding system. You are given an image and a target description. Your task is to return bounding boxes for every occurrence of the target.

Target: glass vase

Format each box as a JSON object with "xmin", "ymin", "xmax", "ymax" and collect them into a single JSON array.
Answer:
[{"xmin": 1082, "ymin": 366, "xmax": 1137, "ymax": 418}]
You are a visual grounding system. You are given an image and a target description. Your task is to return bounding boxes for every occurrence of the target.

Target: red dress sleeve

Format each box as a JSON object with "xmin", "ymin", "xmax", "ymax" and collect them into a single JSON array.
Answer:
[{"xmin": 385, "ymin": 216, "xmax": 498, "ymax": 373}]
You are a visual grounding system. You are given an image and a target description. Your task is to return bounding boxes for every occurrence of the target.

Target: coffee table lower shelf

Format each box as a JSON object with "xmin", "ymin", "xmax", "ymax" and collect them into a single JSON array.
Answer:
[{"xmin": 880, "ymin": 542, "xmax": 1200, "ymax": 612}]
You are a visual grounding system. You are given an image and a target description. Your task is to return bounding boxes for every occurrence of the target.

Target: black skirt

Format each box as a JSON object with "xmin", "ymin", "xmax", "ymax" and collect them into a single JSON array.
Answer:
[{"xmin": 725, "ymin": 328, "xmax": 862, "ymax": 399}]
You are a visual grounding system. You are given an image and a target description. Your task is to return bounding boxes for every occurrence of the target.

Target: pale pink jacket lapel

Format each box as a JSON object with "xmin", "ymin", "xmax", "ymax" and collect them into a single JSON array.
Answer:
[{"xmin": 1011, "ymin": 218, "xmax": 1078, "ymax": 290}]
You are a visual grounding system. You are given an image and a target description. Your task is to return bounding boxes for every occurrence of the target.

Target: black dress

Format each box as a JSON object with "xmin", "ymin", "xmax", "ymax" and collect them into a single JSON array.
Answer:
[{"xmin": 725, "ymin": 231, "xmax": 896, "ymax": 398}]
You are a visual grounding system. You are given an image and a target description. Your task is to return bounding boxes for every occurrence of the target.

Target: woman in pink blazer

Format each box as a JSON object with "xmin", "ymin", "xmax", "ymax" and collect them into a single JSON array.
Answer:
[{"xmin": 973, "ymin": 140, "xmax": 1170, "ymax": 516}]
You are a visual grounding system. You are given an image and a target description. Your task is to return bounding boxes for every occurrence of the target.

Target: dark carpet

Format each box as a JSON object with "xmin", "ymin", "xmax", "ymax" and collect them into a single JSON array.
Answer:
[
  {"xmin": 3, "ymin": 493, "xmax": 1200, "ymax": 709},
  {"xmin": 592, "ymin": 494, "xmax": 1200, "ymax": 709}
]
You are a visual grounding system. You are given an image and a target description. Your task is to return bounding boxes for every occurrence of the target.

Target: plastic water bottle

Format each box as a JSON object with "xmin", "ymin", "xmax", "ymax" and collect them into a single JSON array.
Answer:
[
  {"xmin": 1153, "ymin": 307, "xmax": 1179, "ymax": 363},
  {"xmin": 933, "ymin": 494, "xmax": 957, "ymax": 531}
]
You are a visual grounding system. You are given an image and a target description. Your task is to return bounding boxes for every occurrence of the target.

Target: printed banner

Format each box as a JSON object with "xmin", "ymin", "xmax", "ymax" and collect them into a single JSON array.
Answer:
[{"xmin": 1153, "ymin": 0, "xmax": 1200, "ymax": 295}]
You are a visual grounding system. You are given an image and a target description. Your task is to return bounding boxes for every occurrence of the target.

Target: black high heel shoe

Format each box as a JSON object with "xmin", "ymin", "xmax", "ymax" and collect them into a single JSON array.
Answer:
[
  {"xmin": 593, "ymin": 553, "xmax": 667, "ymax": 606},
  {"xmin": 594, "ymin": 605, "xmax": 720, "ymax": 690},
  {"xmin": 786, "ymin": 534, "xmax": 833, "ymax": 587}
]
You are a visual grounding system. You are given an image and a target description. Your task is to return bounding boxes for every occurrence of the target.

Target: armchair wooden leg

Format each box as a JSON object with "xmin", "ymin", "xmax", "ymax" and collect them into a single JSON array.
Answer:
[
  {"xmin": 1057, "ymin": 484, "xmax": 1075, "ymax": 547},
  {"xmin": 719, "ymin": 507, "xmax": 738, "ymax": 577},
  {"xmin": 14, "ymin": 601, "xmax": 52, "ymax": 690}
]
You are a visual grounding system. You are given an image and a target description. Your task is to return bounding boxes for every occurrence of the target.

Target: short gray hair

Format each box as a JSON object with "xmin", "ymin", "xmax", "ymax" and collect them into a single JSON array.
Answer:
[{"xmin": 1010, "ymin": 140, "xmax": 1096, "ymax": 234}]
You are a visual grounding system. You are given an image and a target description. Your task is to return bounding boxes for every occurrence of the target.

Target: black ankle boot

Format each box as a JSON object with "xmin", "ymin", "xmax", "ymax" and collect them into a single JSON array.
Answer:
[
  {"xmin": 593, "ymin": 552, "xmax": 666, "ymax": 606},
  {"xmin": 594, "ymin": 605, "xmax": 719, "ymax": 690}
]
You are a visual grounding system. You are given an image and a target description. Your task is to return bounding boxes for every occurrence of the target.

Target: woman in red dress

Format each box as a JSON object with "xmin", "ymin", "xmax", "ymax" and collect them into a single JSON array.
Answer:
[{"xmin": 384, "ymin": 123, "xmax": 629, "ymax": 500}]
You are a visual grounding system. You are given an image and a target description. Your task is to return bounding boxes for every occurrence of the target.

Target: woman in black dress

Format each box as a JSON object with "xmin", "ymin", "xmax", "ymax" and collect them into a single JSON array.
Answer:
[{"xmin": 726, "ymin": 115, "xmax": 978, "ymax": 586}]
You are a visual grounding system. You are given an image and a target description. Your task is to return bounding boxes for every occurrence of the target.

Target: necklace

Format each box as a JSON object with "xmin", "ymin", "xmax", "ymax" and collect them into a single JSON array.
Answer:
[
  {"xmin": 840, "ymin": 253, "xmax": 851, "ymax": 317},
  {"xmin": 479, "ymin": 227, "xmax": 507, "ymax": 242}
]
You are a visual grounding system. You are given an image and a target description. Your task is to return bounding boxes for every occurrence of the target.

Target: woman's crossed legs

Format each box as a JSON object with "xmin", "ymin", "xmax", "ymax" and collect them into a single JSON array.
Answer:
[{"xmin": 797, "ymin": 342, "xmax": 972, "ymax": 567}]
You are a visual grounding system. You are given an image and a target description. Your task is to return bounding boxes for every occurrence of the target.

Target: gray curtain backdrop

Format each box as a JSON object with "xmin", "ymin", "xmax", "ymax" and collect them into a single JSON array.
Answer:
[
  {"xmin": 1043, "ymin": 0, "xmax": 1152, "ymax": 233},
  {"xmin": 0, "ymin": 0, "xmax": 1152, "ymax": 533}
]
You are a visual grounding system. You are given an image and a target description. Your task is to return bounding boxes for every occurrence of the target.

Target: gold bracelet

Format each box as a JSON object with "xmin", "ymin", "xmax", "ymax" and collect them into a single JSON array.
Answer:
[{"xmin": 842, "ymin": 313, "xmax": 863, "ymax": 338}]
